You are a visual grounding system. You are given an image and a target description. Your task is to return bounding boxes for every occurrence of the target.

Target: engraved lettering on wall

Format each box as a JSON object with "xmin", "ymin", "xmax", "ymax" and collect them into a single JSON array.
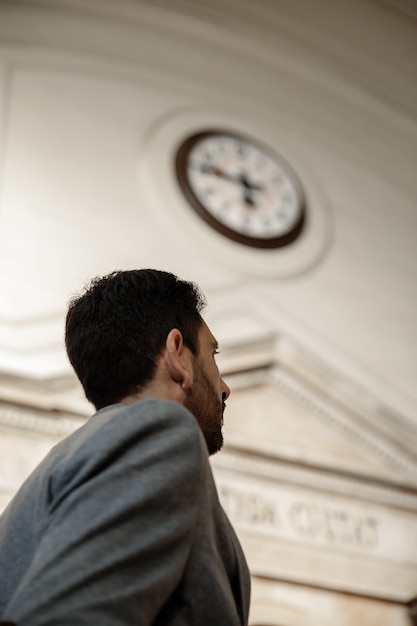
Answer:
[
  {"xmin": 219, "ymin": 485, "xmax": 279, "ymax": 527},
  {"xmin": 289, "ymin": 502, "xmax": 379, "ymax": 548},
  {"xmin": 218, "ymin": 482, "xmax": 381, "ymax": 553}
]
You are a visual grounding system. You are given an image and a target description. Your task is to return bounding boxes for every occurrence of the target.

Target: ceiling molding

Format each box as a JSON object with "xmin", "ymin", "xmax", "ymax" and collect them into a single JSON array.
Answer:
[
  {"xmin": 0, "ymin": 0, "xmax": 415, "ymax": 123},
  {"xmin": 212, "ymin": 446, "xmax": 417, "ymax": 510}
]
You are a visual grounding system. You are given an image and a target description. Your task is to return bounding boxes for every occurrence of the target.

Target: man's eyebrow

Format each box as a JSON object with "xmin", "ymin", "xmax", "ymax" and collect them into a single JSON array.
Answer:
[{"xmin": 211, "ymin": 338, "xmax": 219, "ymax": 350}]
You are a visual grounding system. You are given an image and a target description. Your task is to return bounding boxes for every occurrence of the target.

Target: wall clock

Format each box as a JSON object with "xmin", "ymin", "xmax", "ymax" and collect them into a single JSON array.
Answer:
[{"xmin": 175, "ymin": 130, "xmax": 306, "ymax": 249}]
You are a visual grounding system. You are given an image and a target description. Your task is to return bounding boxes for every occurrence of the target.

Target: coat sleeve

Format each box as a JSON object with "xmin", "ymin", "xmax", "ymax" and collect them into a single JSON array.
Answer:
[{"xmin": 3, "ymin": 400, "xmax": 207, "ymax": 625}]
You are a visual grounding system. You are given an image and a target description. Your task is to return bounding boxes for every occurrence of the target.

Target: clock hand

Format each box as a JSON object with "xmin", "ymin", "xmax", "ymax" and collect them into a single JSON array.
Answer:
[
  {"xmin": 244, "ymin": 192, "xmax": 256, "ymax": 208},
  {"xmin": 239, "ymin": 173, "xmax": 263, "ymax": 192},
  {"xmin": 198, "ymin": 163, "xmax": 241, "ymax": 184},
  {"xmin": 197, "ymin": 163, "xmax": 262, "ymax": 188}
]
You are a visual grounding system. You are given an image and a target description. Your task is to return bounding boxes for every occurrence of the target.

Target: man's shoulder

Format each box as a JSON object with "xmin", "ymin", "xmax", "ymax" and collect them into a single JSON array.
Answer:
[
  {"xmin": 73, "ymin": 398, "xmax": 206, "ymax": 466},
  {"xmin": 26, "ymin": 399, "xmax": 204, "ymax": 483},
  {"xmin": 38, "ymin": 399, "xmax": 208, "ymax": 506}
]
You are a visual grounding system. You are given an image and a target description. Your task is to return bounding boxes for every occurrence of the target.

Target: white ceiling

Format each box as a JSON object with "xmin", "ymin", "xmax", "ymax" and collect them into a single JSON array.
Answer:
[{"xmin": 0, "ymin": 0, "xmax": 415, "ymax": 431}]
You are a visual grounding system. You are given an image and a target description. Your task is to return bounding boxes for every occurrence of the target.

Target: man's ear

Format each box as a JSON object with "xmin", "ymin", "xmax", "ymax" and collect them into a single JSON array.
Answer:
[{"xmin": 164, "ymin": 328, "xmax": 193, "ymax": 391}]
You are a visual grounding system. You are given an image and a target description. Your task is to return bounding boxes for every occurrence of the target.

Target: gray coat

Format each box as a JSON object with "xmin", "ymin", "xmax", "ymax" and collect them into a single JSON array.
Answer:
[{"xmin": 0, "ymin": 399, "xmax": 250, "ymax": 625}]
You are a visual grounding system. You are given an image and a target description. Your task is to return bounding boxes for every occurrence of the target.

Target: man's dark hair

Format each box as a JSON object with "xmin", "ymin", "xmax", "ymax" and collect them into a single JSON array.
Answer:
[{"xmin": 65, "ymin": 269, "xmax": 206, "ymax": 410}]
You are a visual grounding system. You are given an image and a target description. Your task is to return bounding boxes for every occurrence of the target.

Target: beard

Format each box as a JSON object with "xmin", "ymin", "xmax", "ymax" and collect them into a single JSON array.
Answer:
[{"xmin": 184, "ymin": 364, "xmax": 225, "ymax": 455}]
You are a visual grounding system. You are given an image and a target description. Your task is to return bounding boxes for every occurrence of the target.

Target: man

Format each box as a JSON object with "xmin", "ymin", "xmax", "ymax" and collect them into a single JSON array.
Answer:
[{"xmin": 0, "ymin": 269, "xmax": 251, "ymax": 625}]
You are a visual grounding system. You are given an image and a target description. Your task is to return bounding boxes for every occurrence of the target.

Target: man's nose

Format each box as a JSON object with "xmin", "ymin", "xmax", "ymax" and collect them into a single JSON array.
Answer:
[{"xmin": 221, "ymin": 378, "xmax": 231, "ymax": 401}]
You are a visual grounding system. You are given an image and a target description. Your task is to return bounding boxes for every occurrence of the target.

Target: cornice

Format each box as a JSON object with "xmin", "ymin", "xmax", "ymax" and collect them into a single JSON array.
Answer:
[
  {"xmin": 2, "ymin": 357, "xmax": 416, "ymax": 488},
  {"xmin": 271, "ymin": 368, "xmax": 417, "ymax": 475},
  {"xmin": 224, "ymin": 365, "xmax": 417, "ymax": 479},
  {"xmin": 0, "ymin": 403, "xmax": 85, "ymax": 437},
  {"xmin": 212, "ymin": 446, "xmax": 417, "ymax": 512}
]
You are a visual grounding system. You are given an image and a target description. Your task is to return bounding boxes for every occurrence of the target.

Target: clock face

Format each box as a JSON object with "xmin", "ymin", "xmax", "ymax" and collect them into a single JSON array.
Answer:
[{"xmin": 175, "ymin": 131, "xmax": 306, "ymax": 248}]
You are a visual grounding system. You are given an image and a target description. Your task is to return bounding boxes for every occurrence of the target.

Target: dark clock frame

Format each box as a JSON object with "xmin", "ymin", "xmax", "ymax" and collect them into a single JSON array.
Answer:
[{"xmin": 174, "ymin": 130, "xmax": 306, "ymax": 249}]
